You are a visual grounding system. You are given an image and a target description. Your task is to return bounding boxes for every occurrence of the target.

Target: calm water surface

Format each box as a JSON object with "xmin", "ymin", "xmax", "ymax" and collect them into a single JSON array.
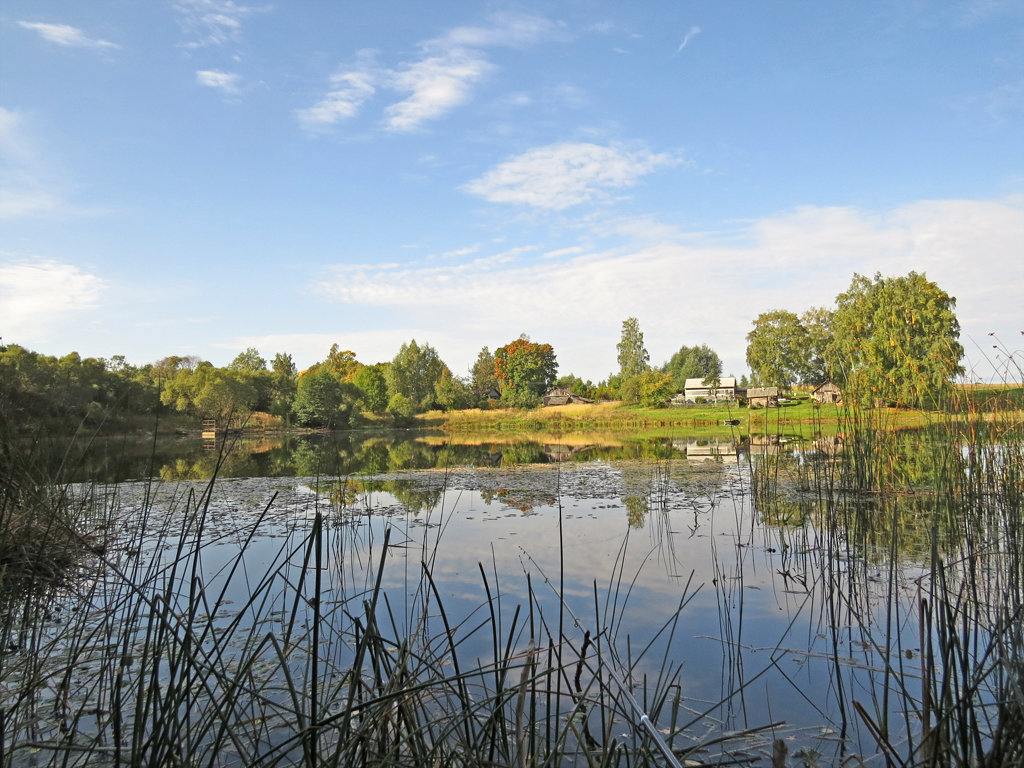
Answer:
[
  {"xmin": 15, "ymin": 430, "xmax": 963, "ymax": 764},
  {"xmin": 138, "ymin": 433, "xmax": 935, "ymax": 757}
]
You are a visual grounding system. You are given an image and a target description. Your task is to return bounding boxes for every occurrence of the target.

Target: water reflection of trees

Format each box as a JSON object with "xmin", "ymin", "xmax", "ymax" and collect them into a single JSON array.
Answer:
[
  {"xmin": 479, "ymin": 487, "xmax": 558, "ymax": 514},
  {"xmin": 623, "ymin": 495, "xmax": 648, "ymax": 528},
  {"xmin": 362, "ymin": 478, "xmax": 444, "ymax": 513},
  {"xmin": 618, "ymin": 458, "xmax": 733, "ymax": 530},
  {"xmin": 751, "ymin": 424, "xmax": 1024, "ymax": 764},
  {"xmin": 752, "ymin": 428, "xmax": 990, "ymax": 562},
  {"xmin": 79, "ymin": 429, "xmax": 900, "ymax": 488},
  {"xmin": 158, "ymin": 449, "xmax": 261, "ymax": 480},
  {"xmin": 106, "ymin": 431, "xmax": 727, "ymax": 482},
  {"xmin": 119, "ymin": 423, "xmax": 1024, "ymax": 764}
]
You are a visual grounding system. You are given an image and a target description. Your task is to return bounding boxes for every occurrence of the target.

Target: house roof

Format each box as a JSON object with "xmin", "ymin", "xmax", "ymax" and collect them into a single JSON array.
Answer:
[
  {"xmin": 744, "ymin": 387, "xmax": 779, "ymax": 398},
  {"xmin": 684, "ymin": 377, "xmax": 737, "ymax": 390},
  {"xmin": 545, "ymin": 387, "xmax": 573, "ymax": 397},
  {"xmin": 542, "ymin": 387, "xmax": 594, "ymax": 406}
]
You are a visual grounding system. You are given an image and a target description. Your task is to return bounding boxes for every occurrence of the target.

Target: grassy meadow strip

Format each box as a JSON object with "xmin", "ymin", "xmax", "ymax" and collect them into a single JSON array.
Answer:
[{"xmin": 423, "ymin": 393, "xmax": 964, "ymax": 436}]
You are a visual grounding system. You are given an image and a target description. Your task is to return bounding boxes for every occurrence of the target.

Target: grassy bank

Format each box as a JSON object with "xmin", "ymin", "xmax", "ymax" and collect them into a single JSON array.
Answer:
[
  {"xmin": 424, "ymin": 396, "xmax": 923, "ymax": 437},
  {"xmin": 424, "ymin": 384, "xmax": 1024, "ymax": 438}
]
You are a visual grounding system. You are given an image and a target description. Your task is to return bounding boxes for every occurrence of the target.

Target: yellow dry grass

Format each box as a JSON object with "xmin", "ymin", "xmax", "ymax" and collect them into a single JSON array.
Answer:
[
  {"xmin": 415, "ymin": 430, "xmax": 628, "ymax": 448},
  {"xmin": 430, "ymin": 401, "xmax": 625, "ymax": 426}
]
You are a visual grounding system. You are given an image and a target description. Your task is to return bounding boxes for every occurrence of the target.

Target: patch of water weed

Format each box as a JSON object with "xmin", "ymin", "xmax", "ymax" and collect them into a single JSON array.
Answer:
[{"xmin": 0, "ymin": 427, "xmax": 107, "ymax": 597}]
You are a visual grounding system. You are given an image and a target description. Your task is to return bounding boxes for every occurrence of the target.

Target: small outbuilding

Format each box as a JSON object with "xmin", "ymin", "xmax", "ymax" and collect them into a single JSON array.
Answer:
[
  {"xmin": 812, "ymin": 381, "xmax": 842, "ymax": 404},
  {"xmin": 743, "ymin": 386, "xmax": 779, "ymax": 408},
  {"xmin": 542, "ymin": 387, "xmax": 594, "ymax": 407}
]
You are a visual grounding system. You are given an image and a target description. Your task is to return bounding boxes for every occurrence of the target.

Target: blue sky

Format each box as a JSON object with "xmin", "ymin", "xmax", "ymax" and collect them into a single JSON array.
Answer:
[{"xmin": 2, "ymin": 1, "xmax": 1023, "ymax": 383}]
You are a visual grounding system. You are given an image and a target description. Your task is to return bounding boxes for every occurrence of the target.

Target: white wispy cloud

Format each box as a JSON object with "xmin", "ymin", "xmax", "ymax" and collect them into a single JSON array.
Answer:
[
  {"xmin": 955, "ymin": 0, "xmax": 1023, "ymax": 25},
  {"xmin": 0, "ymin": 190, "xmax": 64, "ymax": 220},
  {"xmin": 196, "ymin": 69, "xmax": 242, "ymax": 95},
  {"xmin": 297, "ymin": 57, "xmax": 378, "ymax": 130},
  {"xmin": 385, "ymin": 13, "xmax": 560, "ymax": 132},
  {"xmin": 546, "ymin": 83, "xmax": 588, "ymax": 109},
  {"xmin": 300, "ymin": 12, "xmax": 562, "ymax": 132},
  {"xmin": 0, "ymin": 108, "xmax": 36, "ymax": 166},
  {"xmin": 437, "ymin": 11, "xmax": 564, "ymax": 49},
  {"xmin": 308, "ymin": 197, "xmax": 1024, "ymax": 381},
  {"xmin": 676, "ymin": 26, "xmax": 701, "ymax": 54},
  {"xmin": 384, "ymin": 50, "xmax": 494, "ymax": 132},
  {"xmin": 984, "ymin": 78, "xmax": 1024, "ymax": 121},
  {"xmin": 496, "ymin": 92, "xmax": 533, "ymax": 109},
  {"xmin": 463, "ymin": 142, "xmax": 678, "ymax": 210},
  {"xmin": 17, "ymin": 21, "xmax": 119, "ymax": 50},
  {"xmin": 543, "ymin": 246, "xmax": 584, "ymax": 259},
  {"xmin": 0, "ymin": 259, "xmax": 104, "ymax": 341},
  {"xmin": 434, "ymin": 244, "xmax": 482, "ymax": 260},
  {"xmin": 173, "ymin": 0, "xmax": 261, "ymax": 48},
  {"xmin": 0, "ymin": 108, "xmax": 70, "ymax": 220}
]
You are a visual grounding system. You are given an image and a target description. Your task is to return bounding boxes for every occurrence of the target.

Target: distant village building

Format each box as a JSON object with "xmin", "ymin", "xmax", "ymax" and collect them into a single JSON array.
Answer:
[
  {"xmin": 813, "ymin": 434, "xmax": 843, "ymax": 458},
  {"xmin": 543, "ymin": 442, "xmax": 596, "ymax": 461},
  {"xmin": 683, "ymin": 377, "xmax": 737, "ymax": 402},
  {"xmin": 678, "ymin": 440, "xmax": 739, "ymax": 463},
  {"xmin": 748, "ymin": 433, "xmax": 790, "ymax": 456},
  {"xmin": 743, "ymin": 386, "xmax": 779, "ymax": 408},
  {"xmin": 811, "ymin": 381, "xmax": 842, "ymax": 404},
  {"xmin": 542, "ymin": 387, "xmax": 594, "ymax": 407}
]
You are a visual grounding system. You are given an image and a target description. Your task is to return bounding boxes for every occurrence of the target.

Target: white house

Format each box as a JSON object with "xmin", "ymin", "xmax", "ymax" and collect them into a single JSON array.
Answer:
[{"xmin": 682, "ymin": 377, "xmax": 737, "ymax": 402}]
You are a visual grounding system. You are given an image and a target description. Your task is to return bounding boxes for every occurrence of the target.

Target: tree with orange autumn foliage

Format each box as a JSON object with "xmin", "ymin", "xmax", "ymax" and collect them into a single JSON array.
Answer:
[{"xmin": 494, "ymin": 334, "xmax": 558, "ymax": 408}]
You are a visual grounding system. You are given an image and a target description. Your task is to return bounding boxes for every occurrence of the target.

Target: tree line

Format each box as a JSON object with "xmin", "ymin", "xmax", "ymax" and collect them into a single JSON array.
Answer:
[
  {"xmin": 609, "ymin": 271, "xmax": 964, "ymax": 409},
  {"xmin": 0, "ymin": 334, "xmax": 568, "ymax": 431},
  {"xmin": 0, "ymin": 270, "xmax": 964, "ymax": 432},
  {"xmin": 745, "ymin": 271, "xmax": 963, "ymax": 407}
]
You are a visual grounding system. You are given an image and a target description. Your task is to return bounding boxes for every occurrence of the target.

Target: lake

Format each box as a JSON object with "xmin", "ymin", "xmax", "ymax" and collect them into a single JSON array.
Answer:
[{"xmin": 3, "ymin": 427, "xmax": 1019, "ymax": 766}]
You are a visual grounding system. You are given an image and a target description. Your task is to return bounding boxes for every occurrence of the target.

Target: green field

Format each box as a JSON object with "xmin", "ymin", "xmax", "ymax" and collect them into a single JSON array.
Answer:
[{"xmin": 419, "ymin": 385, "xmax": 1024, "ymax": 439}]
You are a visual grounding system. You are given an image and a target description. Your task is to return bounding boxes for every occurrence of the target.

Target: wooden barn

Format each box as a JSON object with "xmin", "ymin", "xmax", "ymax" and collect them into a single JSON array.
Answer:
[
  {"xmin": 542, "ymin": 387, "xmax": 594, "ymax": 406},
  {"xmin": 743, "ymin": 386, "xmax": 779, "ymax": 408},
  {"xmin": 812, "ymin": 381, "xmax": 842, "ymax": 404}
]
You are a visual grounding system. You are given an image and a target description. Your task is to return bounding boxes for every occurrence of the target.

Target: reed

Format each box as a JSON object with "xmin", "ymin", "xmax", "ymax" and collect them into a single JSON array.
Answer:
[{"xmin": 746, "ymin": 356, "xmax": 1024, "ymax": 766}]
